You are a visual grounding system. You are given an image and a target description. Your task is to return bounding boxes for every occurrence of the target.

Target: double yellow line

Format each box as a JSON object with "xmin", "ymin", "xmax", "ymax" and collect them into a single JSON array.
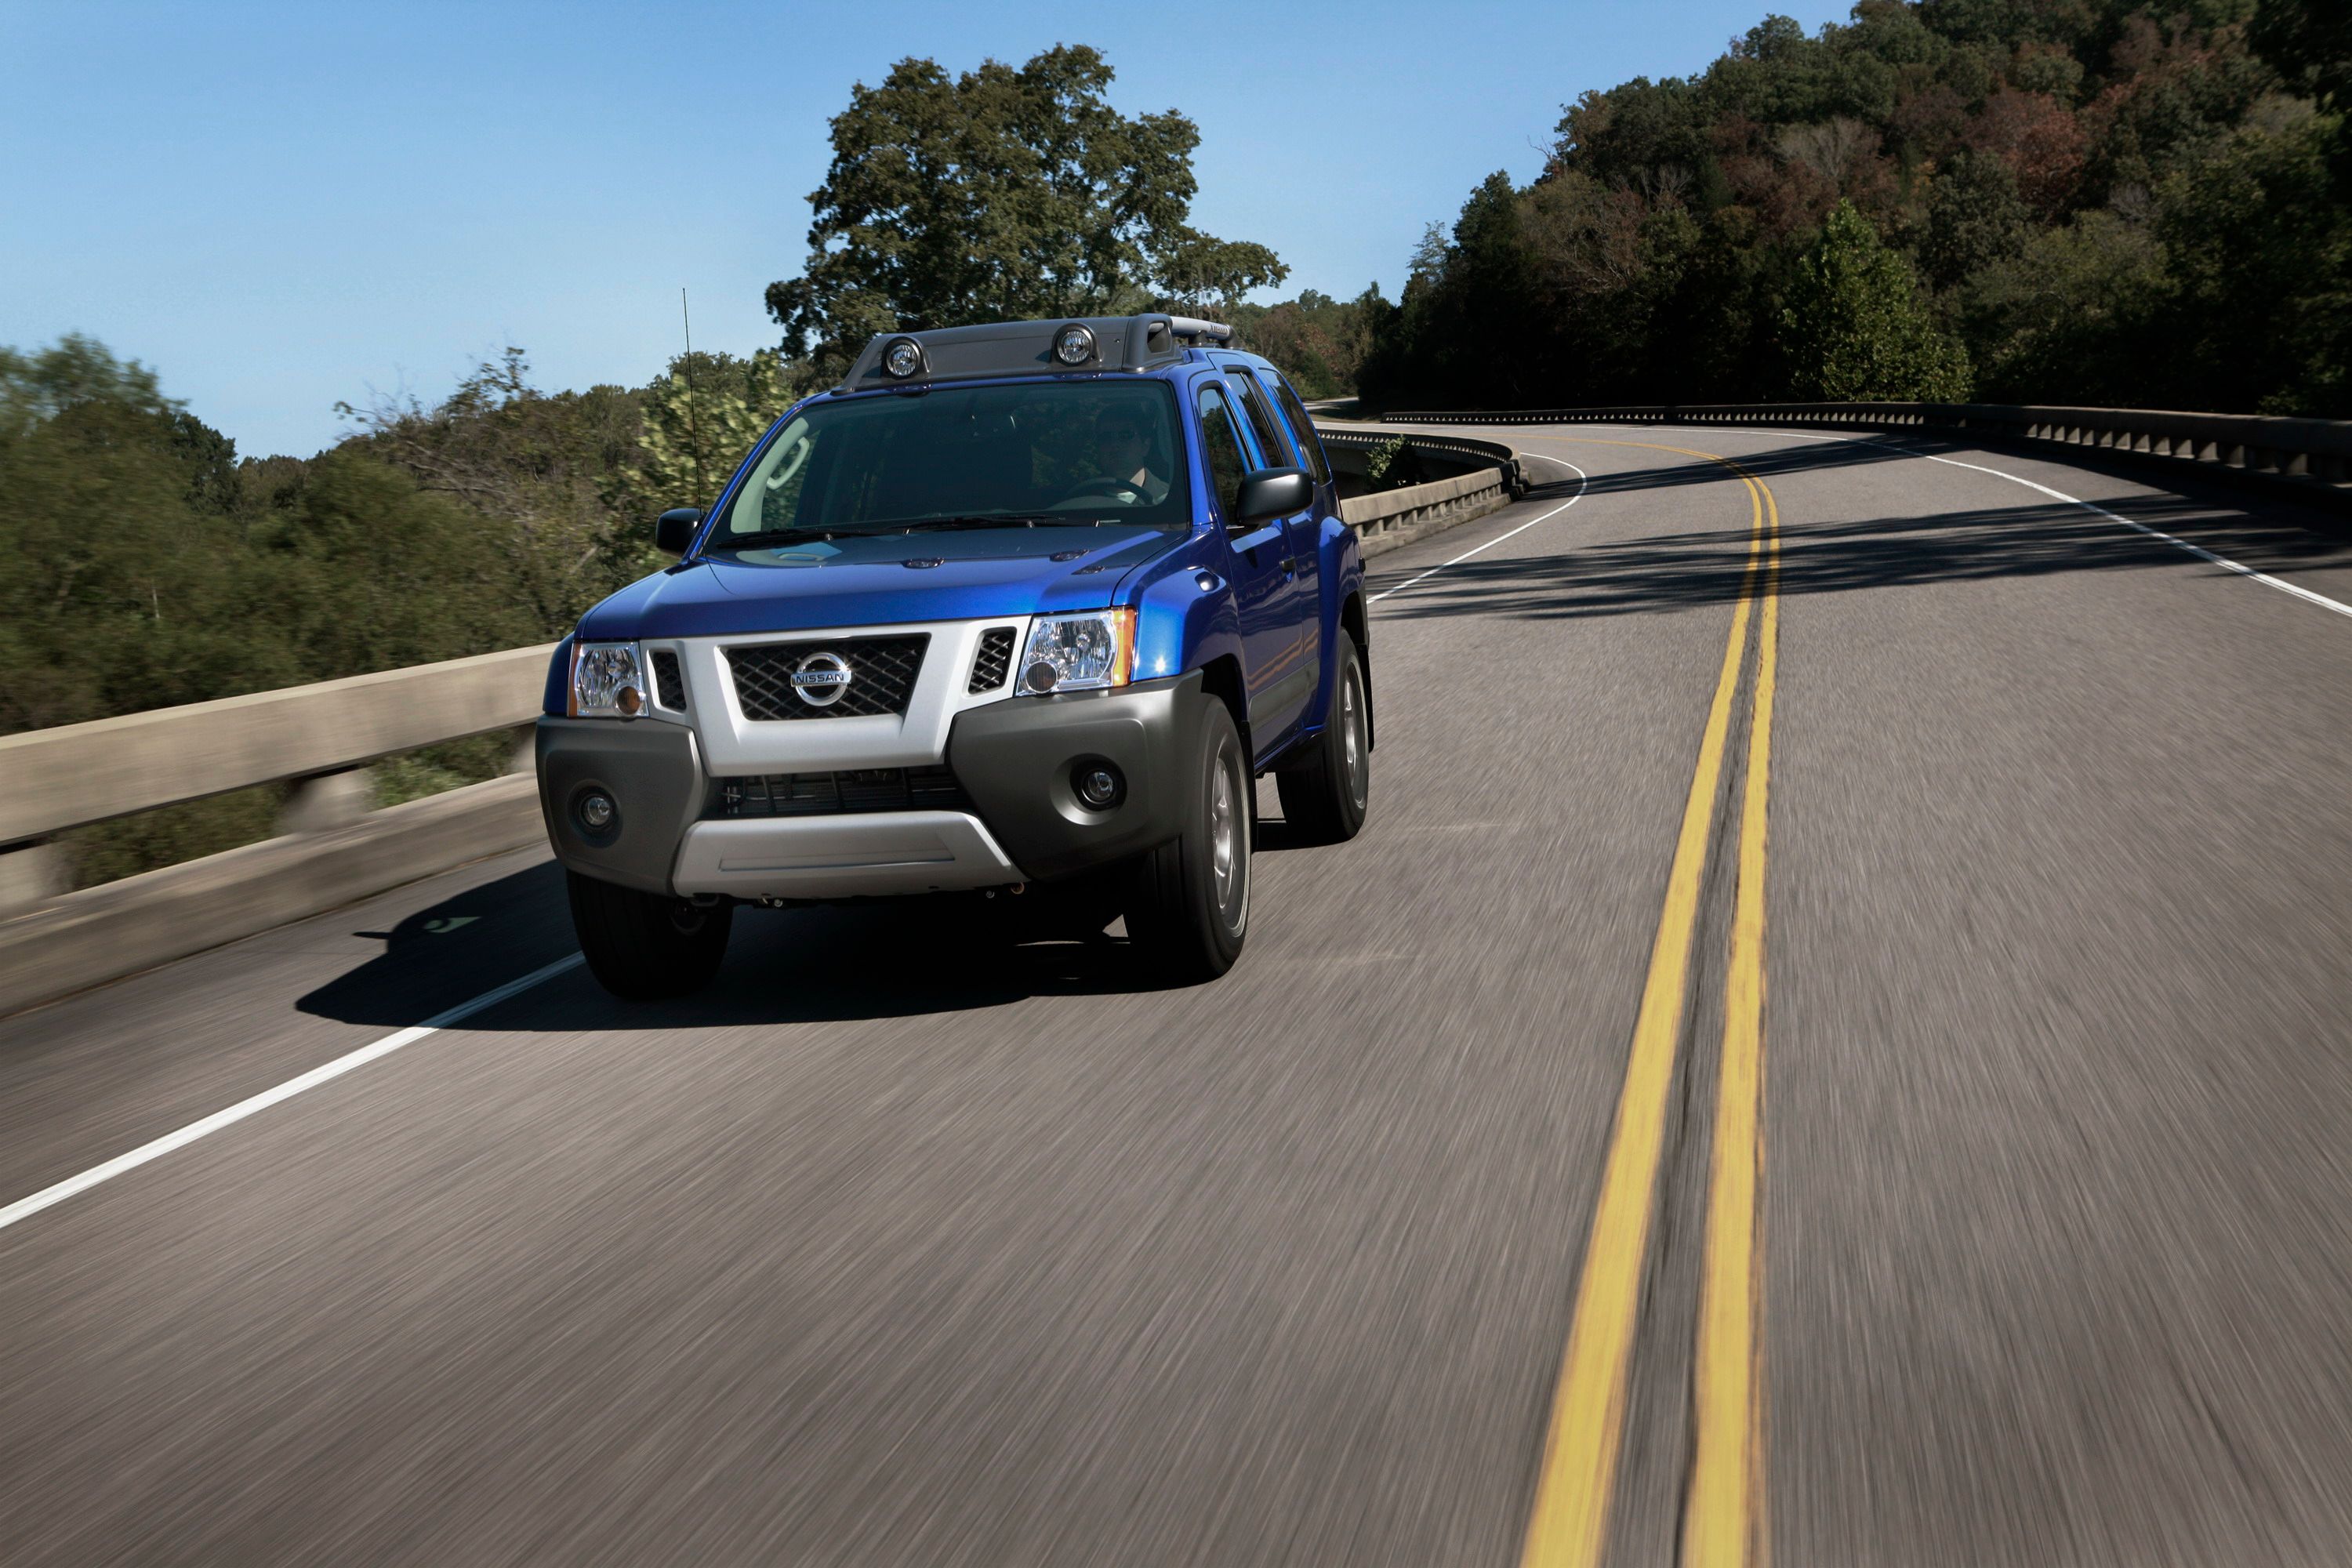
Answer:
[{"xmin": 1520, "ymin": 442, "xmax": 1782, "ymax": 1568}]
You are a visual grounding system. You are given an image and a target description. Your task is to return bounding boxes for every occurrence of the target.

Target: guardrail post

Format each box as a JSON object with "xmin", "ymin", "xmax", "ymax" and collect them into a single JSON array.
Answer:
[
  {"xmin": 0, "ymin": 842, "xmax": 67, "ymax": 916},
  {"xmin": 507, "ymin": 723, "xmax": 538, "ymax": 776},
  {"xmin": 278, "ymin": 768, "xmax": 375, "ymax": 836}
]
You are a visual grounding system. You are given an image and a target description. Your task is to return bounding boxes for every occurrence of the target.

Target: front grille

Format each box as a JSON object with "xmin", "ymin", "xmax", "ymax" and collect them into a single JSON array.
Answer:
[
  {"xmin": 968, "ymin": 626, "xmax": 1017, "ymax": 693},
  {"xmin": 650, "ymin": 649, "xmax": 686, "ymax": 710},
  {"xmin": 727, "ymin": 636, "xmax": 928, "ymax": 720},
  {"xmin": 714, "ymin": 767, "xmax": 969, "ymax": 818}
]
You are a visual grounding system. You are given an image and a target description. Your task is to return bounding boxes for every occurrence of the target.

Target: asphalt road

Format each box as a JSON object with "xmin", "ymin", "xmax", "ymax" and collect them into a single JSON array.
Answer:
[{"xmin": 5, "ymin": 423, "xmax": 2351, "ymax": 1566}]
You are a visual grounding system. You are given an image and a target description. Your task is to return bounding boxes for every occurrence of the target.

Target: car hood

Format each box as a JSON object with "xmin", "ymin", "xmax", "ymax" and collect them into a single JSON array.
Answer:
[{"xmin": 577, "ymin": 525, "xmax": 1185, "ymax": 640}]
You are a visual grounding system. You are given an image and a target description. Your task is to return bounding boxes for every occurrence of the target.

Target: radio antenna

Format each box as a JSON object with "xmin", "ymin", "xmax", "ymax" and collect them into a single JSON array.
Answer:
[{"xmin": 681, "ymin": 287, "xmax": 703, "ymax": 504}]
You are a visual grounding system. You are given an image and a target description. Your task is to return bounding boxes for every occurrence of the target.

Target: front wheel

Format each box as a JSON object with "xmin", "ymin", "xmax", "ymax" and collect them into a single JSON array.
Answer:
[
  {"xmin": 566, "ymin": 869, "xmax": 732, "ymax": 1000},
  {"xmin": 1276, "ymin": 629, "xmax": 1370, "ymax": 844},
  {"xmin": 1123, "ymin": 697, "xmax": 1250, "ymax": 982}
]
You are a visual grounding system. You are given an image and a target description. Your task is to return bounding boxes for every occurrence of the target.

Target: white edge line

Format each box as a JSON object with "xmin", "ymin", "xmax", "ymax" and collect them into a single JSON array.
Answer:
[
  {"xmin": 1369, "ymin": 456, "xmax": 1589, "ymax": 604},
  {"xmin": 1526, "ymin": 424, "xmax": 2352, "ymax": 622},
  {"xmin": 0, "ymin": 953, "xmax": 585, "ymax": 1235},
  {"xmin": 1912, "ymin": 448, "xmax": 2352, "ymax": 619}
]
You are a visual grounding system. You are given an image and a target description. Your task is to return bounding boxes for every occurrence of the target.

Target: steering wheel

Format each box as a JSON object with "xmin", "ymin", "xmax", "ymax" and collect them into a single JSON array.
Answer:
[{"xmin": 1057, "ymin": 474, "xmax": 1145, "ymax": 506}]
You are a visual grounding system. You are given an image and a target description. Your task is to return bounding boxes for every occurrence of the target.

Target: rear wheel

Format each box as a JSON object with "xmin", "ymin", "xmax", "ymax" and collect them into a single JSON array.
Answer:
[
  {"xmin": 1123, "ymin": 697, "xmax": 1250, "ymax": 982},
  {"xmin": 1276, "ymin": 629, "xmax": 1370, "ymax": 844},
  {"xmin": 566, "ymin": 869, "xmax": 732, "ymax": 1000}
]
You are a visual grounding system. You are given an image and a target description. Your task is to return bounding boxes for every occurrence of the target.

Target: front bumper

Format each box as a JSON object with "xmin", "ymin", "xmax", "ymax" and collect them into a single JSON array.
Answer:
[
  {"xmin": 535, "ymin": 670, "xmax": 1204, "ymax": 898},
  {"xmin": 945, "ymin": 669, "xmax": 1205, "ymax": 882},
  {"xmin": 672, "ymin": 812, "xmax": 1020, "ymax": 898}
]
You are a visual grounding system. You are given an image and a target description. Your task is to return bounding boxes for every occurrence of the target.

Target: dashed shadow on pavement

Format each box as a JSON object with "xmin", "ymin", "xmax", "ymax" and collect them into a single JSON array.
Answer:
[{"xmin": 1371, "ymin": 445, "xmax": 2352, "ymax": 623}]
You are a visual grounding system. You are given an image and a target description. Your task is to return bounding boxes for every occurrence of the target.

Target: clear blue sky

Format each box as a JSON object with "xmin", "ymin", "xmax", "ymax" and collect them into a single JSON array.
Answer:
[{"xmin": 2, "ymin": 0, "xmax": 1851, "ymax": 458}]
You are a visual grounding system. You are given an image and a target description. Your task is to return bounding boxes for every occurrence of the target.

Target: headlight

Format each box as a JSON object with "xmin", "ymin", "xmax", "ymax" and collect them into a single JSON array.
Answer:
[
  {"xmin": 570, "ymin": 641, "xmax": 647, "ymax": 718},
  {"xmin": 1018, "ymin": 610, "xmax": 1135, "ymax": 695}
]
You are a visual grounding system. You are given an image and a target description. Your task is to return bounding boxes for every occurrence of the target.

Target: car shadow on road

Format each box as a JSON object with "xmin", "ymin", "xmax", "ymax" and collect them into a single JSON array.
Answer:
[{"xmin": 299, "ymin": 862, "xmax": 1199, "ymax": 1033}]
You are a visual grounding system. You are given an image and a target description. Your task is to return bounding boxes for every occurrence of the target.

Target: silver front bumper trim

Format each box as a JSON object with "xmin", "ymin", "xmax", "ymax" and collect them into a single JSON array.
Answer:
[{"xmin": 671, "ymin": 811, "xmax": 1022, "ymax": 898}]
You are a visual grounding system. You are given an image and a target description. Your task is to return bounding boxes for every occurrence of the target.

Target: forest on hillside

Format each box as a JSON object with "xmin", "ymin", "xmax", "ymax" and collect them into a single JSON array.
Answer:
[{"xmin": 1360, "ymin": 0, "xmax": 2352, "ymax": 415}]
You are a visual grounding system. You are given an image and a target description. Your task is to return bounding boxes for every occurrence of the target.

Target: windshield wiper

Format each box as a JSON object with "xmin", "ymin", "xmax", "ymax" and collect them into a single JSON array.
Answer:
[
  {"xmin": 710, "ymin": 515, "xmax": 1104, "ymax": 549},
  {"xmin": 888, "ymin": 514, "xmax": 1069, "ymax": 532},
  {"xmin": 707, "ymin": 528, "xmax": 837, "ymax": 549}
]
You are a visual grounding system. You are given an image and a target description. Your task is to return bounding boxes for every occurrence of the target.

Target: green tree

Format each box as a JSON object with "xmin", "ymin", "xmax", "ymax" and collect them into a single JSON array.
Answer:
[
  {"xmin": 0, "ymin": 340, "xmax": 272, "ymax": 736},
  {"xmin": 339, "ymin": 348, "xmax": 648, "ymax": 637},
  {"xmin": 0, "ymin": 333, "xmax": 174, "ymax": 442},
  {"xmin": 766, "ymin": 45, "xmax": 1286, "ymax": 363},
  {"xmin": 1961, "ymin": 209, "xmax": 2169, "ymax": 401},
  {"xmin": 2146, "ymin": 114, "xmax": 2352, "ymax": 413},
  {"xmin": 2252, "ymin": 0, "xmax": 2352, "ymax": 183},
  {"xmin": 256, "ymin": 449, "xmax": 536, "ymax": 681},
  {"xmin": 1780, "ymin": 201, "xmax": 1973, "ymax": 398},
  {"xmin": 619, "ymin": 347, "xmax": 815, "ymax": 517},
  {"xmin": 1922, "ymin": 148, "xmax": 2031, "ymax": 287},
  {"xmin": 1225, "ymin": 291, "xmax": 1372, "ymax": 398}
]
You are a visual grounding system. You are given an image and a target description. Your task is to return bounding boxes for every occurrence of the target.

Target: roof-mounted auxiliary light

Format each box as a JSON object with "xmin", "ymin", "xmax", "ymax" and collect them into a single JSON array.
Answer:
[
  {"xmin": 882, "ymin": 336, "xmax": 925, "ymax": 378},
  {"xmin": 1053, "ymin": 321, "xmax": 1098, "ymax": 366}
]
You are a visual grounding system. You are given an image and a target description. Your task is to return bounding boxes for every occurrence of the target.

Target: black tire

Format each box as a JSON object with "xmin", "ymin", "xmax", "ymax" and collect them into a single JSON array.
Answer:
[
  {"xmin": 1276, "ymin": 628, "xmax": 1370, "ymax": 844},
  {"xmin": 565, "ymin": 869, "xmax": 733, "ymax": 1000},
  {"xmin": 1123, "ymin": 696, "xmax": 1250, "ymax": 982}
]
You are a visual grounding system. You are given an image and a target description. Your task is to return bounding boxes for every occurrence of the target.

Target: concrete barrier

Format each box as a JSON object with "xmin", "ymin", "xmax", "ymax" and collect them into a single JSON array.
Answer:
[
  {"xmin": 1339, "ymin": 464, "xmax": 1516, "ymax": 558},
  {"xmin": 1316, "ymin": 426, "xmax": 1524, "ymax": 556},
  {"xmin": 1377, "ymin": 401, "xmax": 2352, "ymax": 509},
  {"xmin": 0, "ymin": 644, "xmax": 554, "ymax": 850}
]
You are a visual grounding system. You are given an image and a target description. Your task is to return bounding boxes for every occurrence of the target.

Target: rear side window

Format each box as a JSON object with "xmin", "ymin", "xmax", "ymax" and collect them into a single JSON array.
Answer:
[
  {"xmin": 1196, "ymin": 384, "xmax": 1250, "ymax": 523},
  {"xmin": 1224, "ymin": 370, "xmax": 1294, "ymax": 469},
  {"xmin": 1269, "ymin": 378, "xmax": 1333, "ymax": 486}
]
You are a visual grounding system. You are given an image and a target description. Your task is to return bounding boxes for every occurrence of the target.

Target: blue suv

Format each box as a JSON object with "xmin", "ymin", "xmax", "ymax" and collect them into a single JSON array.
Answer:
[{"xmin": 535, "ymin": 314, "xmax": 1372, "ymax": 995}]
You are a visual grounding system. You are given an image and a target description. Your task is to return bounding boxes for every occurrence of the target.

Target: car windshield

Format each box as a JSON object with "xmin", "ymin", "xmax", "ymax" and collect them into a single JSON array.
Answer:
[{"xmin": 712, "ymin": 379, "xmax": 1192, "ymax": 545}]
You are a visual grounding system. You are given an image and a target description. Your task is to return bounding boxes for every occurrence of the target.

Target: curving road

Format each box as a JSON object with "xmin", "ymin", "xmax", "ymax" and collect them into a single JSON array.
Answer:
[{"xmin": 5, "ymin": 423, "xmax": 2351, "ymax": 1566}]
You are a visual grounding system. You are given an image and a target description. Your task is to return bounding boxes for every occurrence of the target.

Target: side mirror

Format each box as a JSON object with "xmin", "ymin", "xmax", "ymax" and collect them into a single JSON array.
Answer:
[
  {"xmin": 1231, "ymin": 466, "xmax": 1312, "ymax": 529},
  {"xmin": 655, "ymin": 507, "xmax": 704, "ymax": 555}
]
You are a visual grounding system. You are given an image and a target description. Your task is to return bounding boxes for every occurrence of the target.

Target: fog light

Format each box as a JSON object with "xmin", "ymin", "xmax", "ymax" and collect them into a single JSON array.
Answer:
[
  {"xmin": 578, "ymin": 791, "xmax": 616, "ymax": 831},
  {"xmin": 1074, "ymin": 763, "xmax": 1123, "ymax": 810},
  {"xmin": 1025, "ymin": 661, "xmax": 1060, "ymax": 693}
]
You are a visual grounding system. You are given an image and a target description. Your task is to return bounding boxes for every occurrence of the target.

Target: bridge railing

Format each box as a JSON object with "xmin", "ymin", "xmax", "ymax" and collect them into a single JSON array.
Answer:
[
  {"xmin": 0, "ymin": 647, "xmax": 559, "ymax": 1014},
  {"xmin": 0, "ymin": 644, "xmax": 554, "ymax": 860},
  {"xmin": 1379, "ymin": 401, "xmax": 2352, "ymax": 503},
  {"xmin": 0, "ymin": 426, "xmax": 1515, "ymax": 1014},
  {"xmin": 1322, "ymin": 427, "xmax": 1526, "ymax": 553}
]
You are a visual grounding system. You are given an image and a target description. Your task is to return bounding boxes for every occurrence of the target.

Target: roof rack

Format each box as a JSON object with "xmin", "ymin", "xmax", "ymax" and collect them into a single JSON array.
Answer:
[{"xmin": 835, "ymin": 313, "xmax": 1242, "ymax": 390}]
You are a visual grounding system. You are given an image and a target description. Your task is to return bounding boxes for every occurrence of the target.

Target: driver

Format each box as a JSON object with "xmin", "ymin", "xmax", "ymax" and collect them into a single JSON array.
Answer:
[{"xmin": 1091, "ymin": 408, "xmax": 1170, "ymax": 504}]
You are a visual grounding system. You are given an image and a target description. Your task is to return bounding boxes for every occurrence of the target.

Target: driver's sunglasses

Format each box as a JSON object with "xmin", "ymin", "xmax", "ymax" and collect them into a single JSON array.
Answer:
[{"xmin": 1100, "ymin": 426, "xmax": 1144, "ymax": 442}]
